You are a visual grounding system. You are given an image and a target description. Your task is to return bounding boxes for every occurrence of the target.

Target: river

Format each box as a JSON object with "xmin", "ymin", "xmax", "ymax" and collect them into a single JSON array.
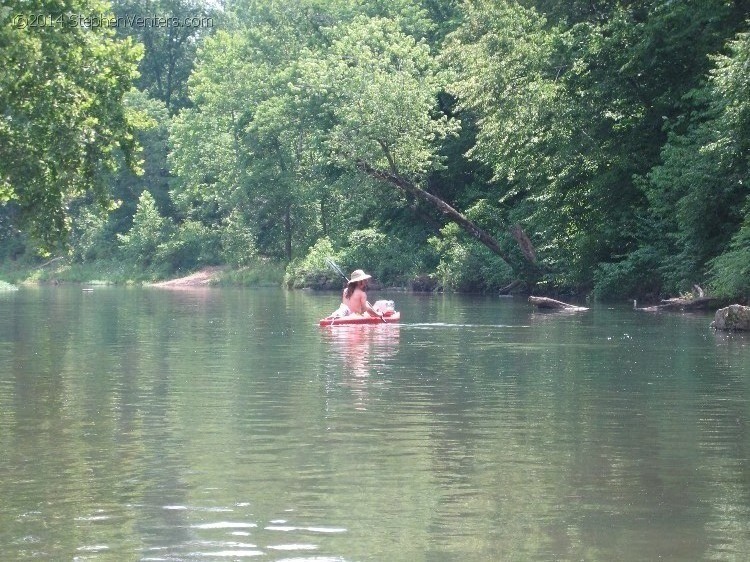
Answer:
[{"xmin": 0, "ymin": 286, "xmax": 748, "ymax": 561}]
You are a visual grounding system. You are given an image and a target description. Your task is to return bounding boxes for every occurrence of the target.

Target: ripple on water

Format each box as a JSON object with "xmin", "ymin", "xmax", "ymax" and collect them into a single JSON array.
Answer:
[
  {"xmin": 76, "ymin": 545, "xmax": 109, "ymax": 552},
  {"xmin": 264, "ymin": 525, "xmax": 347, "ymax": 534},
  {"xmin": 273, "ymin": 557, "xmax": 348, "ymax": 562},
  {"xmin": 267, "ymin": 543, "xmax": 319, "ymax": 551},
  {"xmin": 180, "ymin": 517, "xmax": 346, "ymax": 560},
  {"xmin": 191, "ymin": 522, "xmax": 258, "ymax": 530},
  {"xmin": 193, "ymin": 549, "xmax": 264, "ymax": 558}
]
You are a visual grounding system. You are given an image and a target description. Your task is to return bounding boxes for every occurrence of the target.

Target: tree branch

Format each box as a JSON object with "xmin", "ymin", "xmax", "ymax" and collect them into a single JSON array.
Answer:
[
  {"xmin": 354, "ymin": 159, "xmax": 516, "ymax": 267},
  {"xmin": 376, "ymin": 139, "xmax": 399, "ymax": 176}
]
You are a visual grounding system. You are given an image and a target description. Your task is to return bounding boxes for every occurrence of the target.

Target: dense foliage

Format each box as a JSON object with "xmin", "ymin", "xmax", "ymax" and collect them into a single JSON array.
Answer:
[
  {"xmin": 1, "ymin": 0, "xmax": 749, "ymax": 299},
  {"xmin": 0, "ymin": 0, "xmax": 141, "ymax": 251}
]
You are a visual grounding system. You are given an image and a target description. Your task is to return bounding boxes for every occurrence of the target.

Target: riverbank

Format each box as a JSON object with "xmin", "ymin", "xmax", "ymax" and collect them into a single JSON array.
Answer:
[
  {"xmin": 2, "ymin": 258, "xmax": 746, "ymax": 308},
  {"xmin": 149, "ymin": 266, "xmax": 226, "ymax": 287},
  {"xmin": 0, "ymin": 259, "xmax": 286, "ymax": 288},
  {"xmin": 0, "ymin": 255, "xmax": 429, "ymax": 292}
]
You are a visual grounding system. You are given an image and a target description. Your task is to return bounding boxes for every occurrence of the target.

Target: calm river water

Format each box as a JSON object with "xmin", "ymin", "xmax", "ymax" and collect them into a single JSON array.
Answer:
[{"xmin": 0, "ymin": 286, "xmax": 748, "ymax": 561}]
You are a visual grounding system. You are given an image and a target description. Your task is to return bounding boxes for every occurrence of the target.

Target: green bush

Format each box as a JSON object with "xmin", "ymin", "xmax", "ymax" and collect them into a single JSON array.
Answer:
[
  {"xmin": 214, "ymin": 260, "xmax": 285, "ymax": 286},
  {"xmin": 284, "ymin": 237, "xmax": 342, "ymax": 289},
  {"xmin": 69, "ymin": 208, "xmax": 114, "ymax": 263},
  {"xmin": 593, "ymin": 246, "xmax": 664, "ymax": 300},
  {"xmin": 341, "ymin": 228, "xmax": 425, "ymax": 286},
  {"xmin": 286, "ymin": 229, "xmax": 438, "ymax": 289},
  {"xmin": 429, "ymin": 223, "xmax": 514, "ymax": 292},
  {"xmin": 157, "ymin": 220, "xmax": 221, "ymax": 272},
  {"xmin": 0, "ymin": 206, "xmax": 26, "ymax": 262},
  {"xmin": 220, "ymin": 210, "xmax": 257, "ymax": 266},
  {"xmin": 0, "ymin": 280, "xmax": 18, "ymax": 291},
  {"xmin": 117, "ymin": 193, "xmax": 223, "ymax": 275},
  {"xmin": 709, "ymin": 205, "xmax": 750, "ymax": 299},
  {"xmin": 117, "ymin": 191, "xmax": 172, "ymax": 268}
]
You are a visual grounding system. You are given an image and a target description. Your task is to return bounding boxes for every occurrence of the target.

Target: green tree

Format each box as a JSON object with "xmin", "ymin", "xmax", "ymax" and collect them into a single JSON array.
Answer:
[
  {"xmin": 445, "ymin": 0, "xmax": 749, "ymax": 294},
  {"xmin": 168, "ymin": 24, "xmax": 317, "ymax": 261},
  {"xmin": 65, "ymin": 90, "xmax": 172, "ymax": 264},
  {"xmin": 302, "ymin": 15, "xmax": 534, "ymax": 275},
  {"xmin": 111, "ymin": 0, "xmax": 216, "ymax": 113},
  {"xmin": 169, "ymin": 30, "xmax": 249, "ymax": 225},
  {"xmin": 443, "ymin": 1, "xmax": 579, "ymax": 287},
  {"xmin": 708, "ymin": 206, "xmax": 750, "ymax": 298},
  {"xmin": 170, "ymin": 3, "xmax": 349, "ymax": 262},
  {"xmin": 0, "ymin": 0, "xmax": 142, "ymax": 251},
  {"xmin": 646, "ymin": 27, "xmax": 750, "ymax": 294},
  {"xmin": 117, "ymin": 190, "xmax": 171, "ymax": 267}
]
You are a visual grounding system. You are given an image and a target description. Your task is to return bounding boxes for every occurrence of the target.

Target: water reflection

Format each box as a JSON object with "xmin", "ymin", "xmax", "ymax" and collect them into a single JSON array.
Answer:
[
  {"xmin": 1, "ymin": 288, "xmax": 750, "ymax": 561},
  {"xmin": 321, "ymin": 324, "xmax": 400, "ymax": 410}
]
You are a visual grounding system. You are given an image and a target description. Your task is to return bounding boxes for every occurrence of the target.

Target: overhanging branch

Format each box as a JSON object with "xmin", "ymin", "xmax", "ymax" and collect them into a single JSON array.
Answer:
[{"xmin": 354, "ymin": 159, "xmax": 516, "ymax": 267}]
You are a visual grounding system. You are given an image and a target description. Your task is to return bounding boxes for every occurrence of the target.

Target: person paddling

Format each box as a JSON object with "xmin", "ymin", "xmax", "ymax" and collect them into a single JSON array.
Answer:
[{"xmin": 332, "ymin": 269, "xmax": 384, "ymax": 319}]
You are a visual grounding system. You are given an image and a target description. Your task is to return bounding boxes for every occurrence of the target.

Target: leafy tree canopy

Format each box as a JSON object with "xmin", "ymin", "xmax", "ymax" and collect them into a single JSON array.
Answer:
[{"xmin": 0, "ymin": 0, "xmax": 142, "ymax": 252}]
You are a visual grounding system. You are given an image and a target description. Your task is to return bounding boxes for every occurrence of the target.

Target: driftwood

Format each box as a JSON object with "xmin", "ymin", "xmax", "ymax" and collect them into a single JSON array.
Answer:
[
  {"xmin": 529, "ymin": 296, "xmax": 589, "ymax": 311},
  {"xmin": 635, "ymin": 296, "xmax": 726, "ymax": 312}
]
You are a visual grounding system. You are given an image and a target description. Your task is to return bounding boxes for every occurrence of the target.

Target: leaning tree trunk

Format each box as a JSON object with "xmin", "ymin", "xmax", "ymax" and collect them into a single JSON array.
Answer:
[
  {"xmin": 356, "ymin": 160, "xmax": 535, "ymax": 274},
  {"xmin": 283, "ymin": 204, "xmax": 292, "ymax": 261},
  {"xmin": 510, "ymin": 223, "xmax": 537, "ymax": 265}
]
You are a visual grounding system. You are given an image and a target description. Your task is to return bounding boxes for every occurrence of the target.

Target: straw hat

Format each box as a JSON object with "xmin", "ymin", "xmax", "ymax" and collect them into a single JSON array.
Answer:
[{"xmin": 349, "ymin": 269, "xmax": 372, "ymax": 283}]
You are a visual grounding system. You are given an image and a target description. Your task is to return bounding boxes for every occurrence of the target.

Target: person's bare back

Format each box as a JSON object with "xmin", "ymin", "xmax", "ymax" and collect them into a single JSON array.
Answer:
[
  {"xmin": 344, "ymin": 286, "xmax": 368, "ymax": 314},
  {"xmin": 338, "ymin": 269, "xmax": 381, "ymax": 318}
]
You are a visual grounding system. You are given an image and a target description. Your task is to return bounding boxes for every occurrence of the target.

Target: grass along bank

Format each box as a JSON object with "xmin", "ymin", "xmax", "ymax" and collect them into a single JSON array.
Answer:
[
  {"xmin": 0, "ymin": 280, "xmax": 18, "ymax": 291},
  {"xmin": 0, "ymin": 258, "xmax": 286, "ymax": 287}
]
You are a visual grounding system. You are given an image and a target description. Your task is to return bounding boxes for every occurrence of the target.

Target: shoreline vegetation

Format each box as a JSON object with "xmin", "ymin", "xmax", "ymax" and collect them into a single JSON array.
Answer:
[
  {"xmin": 0, "ymin": 259, "xmax": 744, "ymax": 313},
  {"xmin": 4, "ymin": 256, "xmax": 750, "ymax": 331},
  {"xmin": 0, "ymin": 258, "xmax": 428, "ymax": 291},
  {"xmin": 1, "ymin": 2, "xmax": 749, "ymax": 304},
  {"xmin": 4, "ymin": 260, "xmax": 749, "ymax": 331},
  {"xmin": 0, "ymin": 260, "xmax": 285, "ymax": 289}
]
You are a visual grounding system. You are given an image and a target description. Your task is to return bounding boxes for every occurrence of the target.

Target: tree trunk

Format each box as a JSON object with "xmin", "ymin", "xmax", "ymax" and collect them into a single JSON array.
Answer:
[
  {"xmin": 320, "ymin": 198, "xmax": 328, "ymax": 237},
  {"xmin": 284, "ymin": 204, "xmax": 292, "ymax": 261},
  {"xmin": 356, "ymin": 160, "xmax": 515, "ymax": 266},
  {"xmin": 510, "ymin": 223, "xmax": 537, "ymax": 264},
  {"xmin": 499, "ymin": 280, "xmax": 522, "ymax": 294}
]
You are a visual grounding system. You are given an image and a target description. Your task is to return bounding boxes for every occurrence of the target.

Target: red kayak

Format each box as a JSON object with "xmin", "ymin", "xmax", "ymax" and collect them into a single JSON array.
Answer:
[{"xmin": 319, "ymin": 311, "xmax": 400, "ymax": 326}]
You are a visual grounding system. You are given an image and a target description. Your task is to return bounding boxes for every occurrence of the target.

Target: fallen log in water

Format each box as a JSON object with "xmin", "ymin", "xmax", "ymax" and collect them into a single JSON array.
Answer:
[
  {"xmin": 528, "ymin": 296, "xmax": 589, "ymax": 311},
  {"xmin": 635, "ymin": 296, "xmax": 726, "ymax": 312}
]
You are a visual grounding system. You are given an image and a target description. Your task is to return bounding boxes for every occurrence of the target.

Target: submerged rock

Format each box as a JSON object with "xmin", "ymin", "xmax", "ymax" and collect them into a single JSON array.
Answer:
[{"xmin": 711, "ymin": 304, "xmax": 750, "ymax": 331}]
